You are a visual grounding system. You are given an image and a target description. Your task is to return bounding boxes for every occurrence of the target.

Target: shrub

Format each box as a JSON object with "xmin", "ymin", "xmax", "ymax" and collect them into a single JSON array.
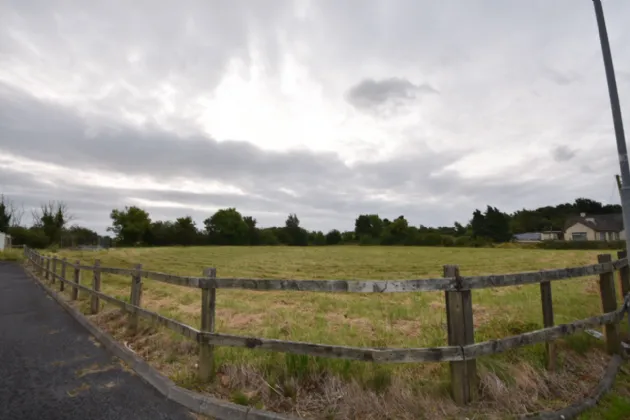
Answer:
[
  {"xmin": 8, "ymin": 226, "xmax": 50, "ymax": 249},
  {"xmin": 440, "ymin": 235, "xmax": 455, "ymax": 247},
  {"xmin": 535, "ymin": 240, "xmax": 625, "ymax": 250},
  {"xmin": 453, "ymin": 236, "xmax": 493, "ymax": 248},
  {"xmin": 358, "ymin": 236, "xmax": 380, "ymax": 246},
  {"xmin": 325, "ymin": 229, "xmax": 342, "ymax": 245}
]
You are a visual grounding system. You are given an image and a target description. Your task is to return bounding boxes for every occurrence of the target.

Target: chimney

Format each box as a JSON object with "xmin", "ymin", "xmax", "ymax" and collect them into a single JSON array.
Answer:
[{"xmin": 580, "ymin": 212, "xmax": 586, "ymax": 217}]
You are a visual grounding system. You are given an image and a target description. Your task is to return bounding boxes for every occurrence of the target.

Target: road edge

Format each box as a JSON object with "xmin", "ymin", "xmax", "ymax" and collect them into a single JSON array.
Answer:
[{"xmin": 23, "ymin": 264, "xmax": 296, "ymax": 420}]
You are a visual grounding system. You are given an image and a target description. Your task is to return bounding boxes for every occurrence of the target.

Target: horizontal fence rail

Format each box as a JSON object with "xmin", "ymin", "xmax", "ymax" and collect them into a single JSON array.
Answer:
[
  {"xmin": 23, "ymin": 247, "xmax": 630, "ymax": 407},
  {"xmin": 33, "ymin": 253, "xmax": 628, "ymax": 292},
  {"xmin": 29, "ymin": 255, "xmax": 630, "ymax": 363}
]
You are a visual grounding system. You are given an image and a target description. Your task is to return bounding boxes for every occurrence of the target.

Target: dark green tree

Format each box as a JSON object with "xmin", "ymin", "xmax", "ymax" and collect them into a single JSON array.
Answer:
[
  {"xmin": 341, "ymin": 231, "xmax": 355, "ymax": 243},
  {"xmin": 325, "ymin": 229, "xmax": 342, "ymax": 245},
  {"xmin": 471, "ymin": 209, "xmax": 487, "ymax": 239},
  {"xmin": 243, "ymin": 216, "xmax": 260, "ymax": 245},
  {"xmin": 32, "ymin": 201, "xmax": 70, "ymax": 245},
  {"xmin": 108, "ymin": 206, "xmax": 152, "ymax": 245},
  {"xmin": 7, "ymin": 226, "xmax": 50, "ymax": 248},
  {"xmin": 284, "ymin": 213, "xmax": 308, "ymax": 246},
  {"xmin": 381, "ymin": 215, "xmax": 409, "ymax": 244},
  {"xmin": 147, "ymin": 220, "xmax": 175, "ymax": 246},
  {"xmin": 0, "ymin": 195, "xmax": 12, "ymax": 233},
  {"xmin": 454, "ymin": 222, "xmax": 468, "ymax": 236},
  {"xmin": 471, "ymin": 206, "xmax": 511, "ymax": 242},
  {"xmin": 174, "ymin": 216, "xmax": 199, "ymax": 245},
  {"xmin": 63, "ymin": 225, "xmax": 99, "ymax": 247},
  {"xmin": 354, "ymin": 214, "xmax": 383, "ymax": 240},
  {"xmin": 309, "ymin": 230, "xmax": 326, "ymax": 245},
  {"xmin": 485, "ymin": 206, "xmax": 512, "ymax": 242},
  {"xmin": 204, "ymin": 208, "xmax": 248, "ymax": 245}
]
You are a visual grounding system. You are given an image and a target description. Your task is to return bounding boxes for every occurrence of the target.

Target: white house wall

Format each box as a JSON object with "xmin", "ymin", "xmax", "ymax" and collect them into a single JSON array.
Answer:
[
  {"xmin": 565, "ymin": 223, "xmax": 625, "ymax": 241},
  {"xmin": 565, "ymin": 223, "xmax": 597, "ymax": 241}
]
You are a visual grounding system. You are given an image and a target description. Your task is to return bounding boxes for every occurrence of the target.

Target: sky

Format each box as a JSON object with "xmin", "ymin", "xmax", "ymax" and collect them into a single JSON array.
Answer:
[{"xmin": 1, "ymin": 0, "xmax": 629, "ymax": 234}]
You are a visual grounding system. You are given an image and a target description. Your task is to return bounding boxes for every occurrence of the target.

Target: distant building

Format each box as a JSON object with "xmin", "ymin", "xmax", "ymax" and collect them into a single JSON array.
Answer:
[
  {"xmin": 564, "ymin": 213, "xmax": 624, "ymax": 241},
  {"xmin": 514, "ymin": 232, "xmax": 542, "ymax": 242},
  {"xmin": 513, "ymin": 231, "xmax": 561, "ymax": 242},
  {"xmin": 541, "ymin": 231, "xmax": 561, "ymax": 241},
  {"xmin": 0, "ymin": 232, "xmax": 10, "ymax": 251}
]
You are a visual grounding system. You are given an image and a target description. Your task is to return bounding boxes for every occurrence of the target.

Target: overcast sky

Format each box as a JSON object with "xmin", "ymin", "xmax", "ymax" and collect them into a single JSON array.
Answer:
[{"xmin": 1, "ymin": 0, "xmax": 629, "ymax": 234}]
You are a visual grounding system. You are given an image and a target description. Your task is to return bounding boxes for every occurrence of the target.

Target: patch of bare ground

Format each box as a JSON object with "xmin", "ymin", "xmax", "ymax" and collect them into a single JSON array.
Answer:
[
  {"xmin": 429, "ymin": 301, "xmax": 493, "ymax": 328},
  {"xmin": 89, "ymin": 309, "xmax": 614, "ymax": 420},
  {"xmin": 324, "ymin": 313, "xmax": 375, "ymax": 338}
]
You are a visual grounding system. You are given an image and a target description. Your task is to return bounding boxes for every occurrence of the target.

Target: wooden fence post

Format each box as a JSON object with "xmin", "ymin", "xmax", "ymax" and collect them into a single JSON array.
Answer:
[
  {"xmin": 71, "ymin": 260, "xmax": 80, "ymax": 301},
  {"xmin": 199, "ymin": 267, "xmax": 217, "ymax": 382},
  {"xmin": 617, "ymin": 250, "xmax": 630, "ymax": 299},
  {"xmin": 129, "ymin": 263, "xmax": 143, "ymax": 331},
  {"xmin": 598, "ymin": 254, "xmax": 621, "ymax": 355},
  {"xmin": 540, "ymin": 278, "xmax": 556, "ymax": 370},
  {"xmin": 60, "ymin": 258, "xmax": 67, "ymax": 292},
  {"xmin": 91, "ymin": 259, "xmax": 101, "ymax": 314},
  {"xmin": 444, "ymin": 264, "xmax": 478, "ymax": 404},
  {"xmin": 51, "ymin": 257, "xmax": 57, "ymax": 284},
  {"xmin": 34, "ymin": 252, "xmax": 39, "ymax": 274},
  {"xmin": 45, "ymin": 257, "xmax": 51, "ymax": 281}
]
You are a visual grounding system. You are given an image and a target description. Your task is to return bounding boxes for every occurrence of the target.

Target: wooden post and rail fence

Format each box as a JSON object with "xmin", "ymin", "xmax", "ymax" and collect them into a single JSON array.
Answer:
[{"xmin": 23, "ymin": 247, "xmax": 630, "ymax": 405}]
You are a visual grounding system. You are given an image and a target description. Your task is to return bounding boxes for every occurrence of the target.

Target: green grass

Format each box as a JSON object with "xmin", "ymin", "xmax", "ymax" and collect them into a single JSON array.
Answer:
[
  {"xmin": 578, "ymin": 369, "xmax": 630, "ymax": 420},
  {"xmin": 0, "ymin": 248, "xmax": 24, "ymax": 262},
  {"xmin": 45, "ymin": 245, "xmax": 628, "ymax": 418}
]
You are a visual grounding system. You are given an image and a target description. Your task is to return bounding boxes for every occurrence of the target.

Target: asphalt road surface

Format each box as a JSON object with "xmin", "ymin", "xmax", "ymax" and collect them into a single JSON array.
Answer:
[{"xmin": 0, "ymin": 262, "xmax": 195, "ymax": 420}]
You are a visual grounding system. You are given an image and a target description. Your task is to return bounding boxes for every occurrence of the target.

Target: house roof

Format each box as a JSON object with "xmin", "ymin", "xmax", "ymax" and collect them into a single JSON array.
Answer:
[{"xmin": 564, "ymin": 213, "xmax": 624, "ymax": 232}]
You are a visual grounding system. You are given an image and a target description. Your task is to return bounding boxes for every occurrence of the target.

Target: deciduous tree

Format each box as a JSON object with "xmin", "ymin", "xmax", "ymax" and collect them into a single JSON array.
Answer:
[{"xmin": 108, "ymin": 206, "xmax": 152, "ymax": 245}]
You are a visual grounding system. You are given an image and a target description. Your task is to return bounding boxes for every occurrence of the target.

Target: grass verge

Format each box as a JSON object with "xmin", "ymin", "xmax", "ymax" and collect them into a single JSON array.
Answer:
[{"xmin": 0, "ymin": 248, "xmax": 24, "ymax": 262}]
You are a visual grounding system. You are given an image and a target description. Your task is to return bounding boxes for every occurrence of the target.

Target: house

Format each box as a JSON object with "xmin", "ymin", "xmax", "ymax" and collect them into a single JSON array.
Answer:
[{"xmin": 564, "ymin": 213, "xmax": 625, "ymax": 241}]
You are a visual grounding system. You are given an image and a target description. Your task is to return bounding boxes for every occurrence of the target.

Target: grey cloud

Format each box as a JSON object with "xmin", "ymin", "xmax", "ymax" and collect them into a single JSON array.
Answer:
[
  {"xmin": 2, "ymin": 0, "xmax": 628, "ymax": 234},
  {"xmin": 0, "ymin": 0, "xmax": 300, "ymax": 123},
  {"xmin": 0, "ymin": 83, "xmax": 602, "ymax": 233},
  {"xmin": 345, "ymin": 78, "xmax": 437, "ymax": 112},
  {"xmin": 552, "ymin": 145, "xmax": 576, "ymax": 162},
  {"xmin": 0, "ymin": 83, "xmax": 448, "ymax": 196}
]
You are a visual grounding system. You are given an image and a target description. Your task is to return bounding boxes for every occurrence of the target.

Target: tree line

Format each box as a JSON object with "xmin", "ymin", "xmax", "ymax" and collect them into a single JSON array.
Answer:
[
  {"xmin": 0, "ymin": 194, "xmax": 622, "ymax": 249},
  {"xmin": 0, "ymin": 197, "xmax": 109, "ymax": 249}
]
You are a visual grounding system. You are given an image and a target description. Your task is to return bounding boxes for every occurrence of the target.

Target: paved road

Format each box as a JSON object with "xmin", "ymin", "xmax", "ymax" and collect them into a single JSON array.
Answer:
[{"xmin": 0, "ymin": 263, "xmax": 195, "ymax": 420}]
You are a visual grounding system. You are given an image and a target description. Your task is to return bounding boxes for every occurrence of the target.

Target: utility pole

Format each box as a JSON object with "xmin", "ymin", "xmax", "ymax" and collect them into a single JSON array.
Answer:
[{"xmin": 592, "ymin": 0, "xmax": 630, "ymax": 253}]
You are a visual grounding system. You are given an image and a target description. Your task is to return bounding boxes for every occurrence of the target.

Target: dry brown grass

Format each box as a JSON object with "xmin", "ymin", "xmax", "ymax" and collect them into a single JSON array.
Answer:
[
  {"xmin": 86, "ymin": 306, "xmax": 615, "ymax": 420},
  {"xmin": 43, "ymin": 245, "xmax": 630, "ymax": 419}
]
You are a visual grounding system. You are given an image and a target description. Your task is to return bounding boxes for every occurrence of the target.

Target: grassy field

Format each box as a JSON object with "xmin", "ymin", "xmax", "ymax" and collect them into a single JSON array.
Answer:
[{"xmin": 44, "ymin": 246, "xmax": 629, "ymax": 419}]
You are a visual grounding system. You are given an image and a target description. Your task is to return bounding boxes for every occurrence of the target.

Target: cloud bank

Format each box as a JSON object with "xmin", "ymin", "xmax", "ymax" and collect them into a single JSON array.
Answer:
[{"xmin": 1, "ymin": 0, "xmax": 629, "ymax": 233}]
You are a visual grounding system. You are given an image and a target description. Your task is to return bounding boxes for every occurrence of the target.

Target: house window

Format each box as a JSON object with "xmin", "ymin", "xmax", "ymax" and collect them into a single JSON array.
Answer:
[
  {"xmin": 614, "ymin": 232, "xmax": 620, "ymax": 240},
  {"xmin": 572, "ymin": 232, "xmax": 587, "ymax": 241},
  {"xmin": 600, "ymin": 232, "xmax": 606, "ymax": 241}
]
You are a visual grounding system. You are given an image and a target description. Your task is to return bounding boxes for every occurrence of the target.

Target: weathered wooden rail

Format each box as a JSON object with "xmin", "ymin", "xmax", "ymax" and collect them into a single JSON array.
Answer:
[{"xmin": 24, "ymin": 247, "xmax": 630, "ymax": 406}]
